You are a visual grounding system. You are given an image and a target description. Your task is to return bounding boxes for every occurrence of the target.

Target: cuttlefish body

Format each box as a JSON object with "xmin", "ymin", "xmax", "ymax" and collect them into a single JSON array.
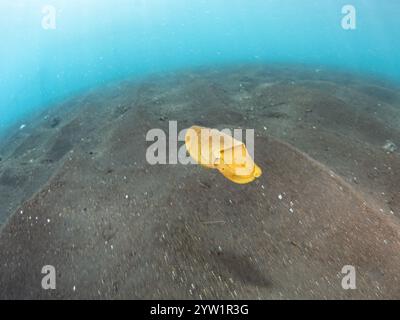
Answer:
[{"xmin": 184, "ymin": 126, "xmax": 262, "ymax": 184}]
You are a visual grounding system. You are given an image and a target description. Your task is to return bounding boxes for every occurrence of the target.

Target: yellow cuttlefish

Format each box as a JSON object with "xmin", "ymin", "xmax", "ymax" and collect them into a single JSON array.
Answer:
[{"xmin": 184, "ymin": 126, "xmax": 262, "ymax": 184}]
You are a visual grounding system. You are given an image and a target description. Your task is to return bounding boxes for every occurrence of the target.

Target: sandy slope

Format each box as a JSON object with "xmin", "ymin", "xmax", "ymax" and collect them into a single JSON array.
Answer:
[{"xmin": 0, "ymin": 64, "xmax": 399, "ymax": 299}]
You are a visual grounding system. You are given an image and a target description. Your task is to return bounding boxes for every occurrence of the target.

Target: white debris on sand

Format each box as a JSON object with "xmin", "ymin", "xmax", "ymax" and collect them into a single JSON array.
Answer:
[
  {"xmin": 19, "ymin": 124, "xmax": 26, "ymax": 130},
  {"xmin": 383, "ymin": 140, "xmax": 397, "ymax": 153}
]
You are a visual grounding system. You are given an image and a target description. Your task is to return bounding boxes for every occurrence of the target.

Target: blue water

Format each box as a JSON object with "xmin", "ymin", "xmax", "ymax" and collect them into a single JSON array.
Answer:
[{"xmin": 1, "ymin": 0, "xmax": 399, "ymax": 133}]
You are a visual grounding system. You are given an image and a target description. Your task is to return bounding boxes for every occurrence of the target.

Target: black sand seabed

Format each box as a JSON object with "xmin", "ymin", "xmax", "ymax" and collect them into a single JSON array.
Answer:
[{"xmin": 0, "ymin": 64, "xmax": 399, "ymax": 299}]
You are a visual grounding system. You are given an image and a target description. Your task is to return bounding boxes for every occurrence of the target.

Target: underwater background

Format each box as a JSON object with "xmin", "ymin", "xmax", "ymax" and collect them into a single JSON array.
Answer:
[
  {"xmin": 0, "ymin": 0, "xmax": 399, "ymax": 133},
  {"xmin": 2, "ymin": 0, "xmax": 400, "ymax": 299}
]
